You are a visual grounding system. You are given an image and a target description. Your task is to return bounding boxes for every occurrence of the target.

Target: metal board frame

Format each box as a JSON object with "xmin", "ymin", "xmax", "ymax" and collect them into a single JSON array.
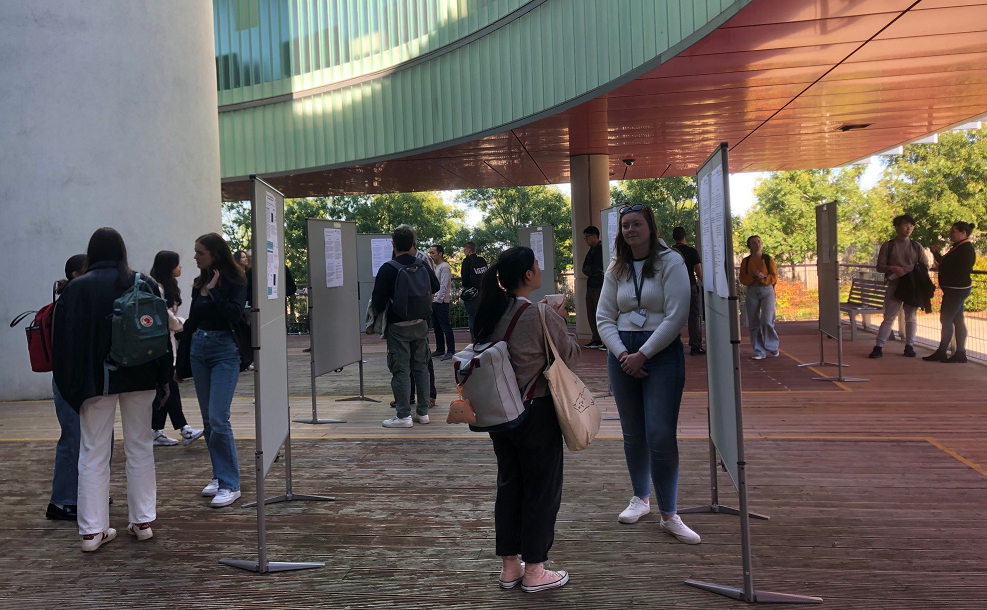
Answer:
[{"xmin": 518, "ymin": 225, "xmax": 555, "ymax": 304}]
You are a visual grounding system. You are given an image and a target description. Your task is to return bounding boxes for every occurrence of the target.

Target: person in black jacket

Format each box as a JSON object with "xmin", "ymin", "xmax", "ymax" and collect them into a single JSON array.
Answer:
[
  {"xmin": 52, "ymin": 228, "xmax": 170, "ymax": 552},
  {"xmin": 925, "ymin": 221, "xmax": 977, "ymax": 363},
  {"xmin": 581, "ymin": 226, "xmax": 605, "ymax": 348},
  {"xmin": 179, "ymin": 233, "xmax": 248, "ymax": 508},
  {"xmin": 460, "ymin": 241, "xmax": 488, "ymax": 341}
]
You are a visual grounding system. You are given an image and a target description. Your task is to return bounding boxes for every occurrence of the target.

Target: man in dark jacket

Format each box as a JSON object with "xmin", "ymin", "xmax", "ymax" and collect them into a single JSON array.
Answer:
[
  {"xmin": 372, "ymin": 225, "xmax": 439, "ymax": 428},
  {"xmin": 460, "ymin": 241, "xmax": 487, "ymax": 341},
  {"xmin": 581, "ymin": 226, "xmax": 604, "ymax": 348}
]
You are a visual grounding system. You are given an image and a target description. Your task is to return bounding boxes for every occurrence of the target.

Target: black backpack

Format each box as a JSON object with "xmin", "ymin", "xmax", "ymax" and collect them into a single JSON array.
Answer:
[{"xmin": 387, "ymin": 259, "xmax": 433, "ymax": 320}]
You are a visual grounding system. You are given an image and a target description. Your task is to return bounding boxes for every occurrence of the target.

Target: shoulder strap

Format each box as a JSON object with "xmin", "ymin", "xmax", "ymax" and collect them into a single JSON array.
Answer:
[
  {"xmin": 9, "ymin": 311, "xmax": 37, "ymax": 327},
  {"xmin": 385, "ymin": 259, "xmax": 404, "ymax": 272},
  {"xmin": 502, "ymin": 302, "xmax": 531, "ymax": 342}
]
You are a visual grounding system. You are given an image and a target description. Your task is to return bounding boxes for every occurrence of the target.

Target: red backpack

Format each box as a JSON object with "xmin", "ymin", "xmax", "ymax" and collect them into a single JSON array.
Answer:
[{"xmin": 9, "ymin": 284, "xmax": 57, "ymax": 373}]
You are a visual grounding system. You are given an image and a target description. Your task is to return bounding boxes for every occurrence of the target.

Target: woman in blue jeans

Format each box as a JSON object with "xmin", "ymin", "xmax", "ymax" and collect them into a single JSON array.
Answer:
[
  {"xmin": 596, "ymin": 204, "xmax": 700, "ymax": 544},
  {"xmin": 179, "ymin": 233, "xmax": 248, "ymax": 508}
]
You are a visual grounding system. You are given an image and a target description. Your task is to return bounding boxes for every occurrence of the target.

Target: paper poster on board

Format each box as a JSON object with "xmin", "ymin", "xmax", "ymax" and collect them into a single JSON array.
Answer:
[
  {"xmin": 529, "ymin": 230, "xmax": 546, "ymax": 271},
  {"xmin": 698, "ymin": 175, "xmax": 715, "ymax": 293},
  {"xmin": 607, "ymin": 209, "xmax": 619, "ymax": 260},
  {"xmin": 370, "ymin": 238, "xmax": 392, "ymax": 277},
  {"xmin": 324, "ymin": 227, "xmax": 344, "ymax": 288},
  {"xmin": 265, "ymin": 191, "xmax": 279, "ymax": 300},
  {"xmin": 709, "ymin": 166, "xmax": 730, "ymax": 299}
]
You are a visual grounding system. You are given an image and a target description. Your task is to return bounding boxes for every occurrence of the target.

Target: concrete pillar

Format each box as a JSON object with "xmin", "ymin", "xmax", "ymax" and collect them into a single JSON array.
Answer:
[
  {"xmin": 569, "ymin": 154, "xmax": 612, "ymax": 340},
  {"xmin": 0, "ymin": 1, "xmax": 221, "ymax": 400}
]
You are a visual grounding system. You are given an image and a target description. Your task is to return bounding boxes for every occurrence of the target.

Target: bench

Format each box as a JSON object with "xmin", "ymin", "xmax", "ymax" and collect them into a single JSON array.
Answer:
[{"xmin": 840, "ymin": 277, "xmax": 886, "ymax": 341}]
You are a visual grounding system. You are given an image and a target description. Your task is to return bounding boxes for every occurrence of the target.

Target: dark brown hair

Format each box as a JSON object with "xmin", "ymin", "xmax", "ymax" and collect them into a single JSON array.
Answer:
[
  {"xmin": 150, "ymin": 250, "xmax": 182, "ymax": 308},
  {"xmin": 192, "ymin": 233, "xmax": 245, "ymax": 291}
]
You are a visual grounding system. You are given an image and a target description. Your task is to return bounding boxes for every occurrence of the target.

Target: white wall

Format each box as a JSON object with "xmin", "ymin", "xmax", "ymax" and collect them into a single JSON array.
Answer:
[{"xmin": 0, "ymin": 1, "xmax": 221, "ymax": 401}]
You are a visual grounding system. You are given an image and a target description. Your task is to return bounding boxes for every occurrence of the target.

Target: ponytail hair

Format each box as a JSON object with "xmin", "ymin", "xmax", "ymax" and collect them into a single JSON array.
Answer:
[
  {"xmin": 473, "ymin": 247, "xmax": 537, "ymax": 343},
  {"xmin": 56, "ymin": 254, "xmax": 87, "ymax": 296},
  {"xmin": 953, "ymin": 221, "xmax": 976, "ymax": 237}
]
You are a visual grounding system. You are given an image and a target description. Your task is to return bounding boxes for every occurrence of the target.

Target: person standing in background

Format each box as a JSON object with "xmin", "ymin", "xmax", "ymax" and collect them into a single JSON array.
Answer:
[
  {"xmin": 739, "ymin": 235, "xmax": 780, "ymax": 360},
  {"xmin": 581, "ymin": 226, "xmax": 605, "ymax": 349},
  {"xmin": 924, "ymin": 221, "xmax": 977, "ymax": 363},
  {"xmin": 671, "ymin": 226, "xmax": 705, "ymax": 355},
  {"xmin": 429, "ymin": 244, "xmax": 456, "ymax": 360},
  {"xmin": 868, "ymin": 215, "xmax": 930, "ymax": 359},
  {"xmin": 460, "ymin": 241, "xmax": 488, "ymax": 342}
]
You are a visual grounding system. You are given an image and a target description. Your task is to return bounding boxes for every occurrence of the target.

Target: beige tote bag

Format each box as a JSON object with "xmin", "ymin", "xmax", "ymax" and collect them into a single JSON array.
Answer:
[{"xmin": 538, "ymin": 303, "xmax": 601, "ymax": 451}]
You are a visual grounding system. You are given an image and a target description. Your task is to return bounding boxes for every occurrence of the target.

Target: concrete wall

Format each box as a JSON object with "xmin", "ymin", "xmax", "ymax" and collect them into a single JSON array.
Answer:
[{"xmin": 0, "ymin": 1, "xmax": 221, "ymax": 401}]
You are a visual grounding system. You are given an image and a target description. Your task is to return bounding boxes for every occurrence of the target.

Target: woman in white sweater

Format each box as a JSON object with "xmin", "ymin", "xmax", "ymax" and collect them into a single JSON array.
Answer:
[{"xmin": 596, "ymin": 204, "xmax": 700, "ymax": 544}]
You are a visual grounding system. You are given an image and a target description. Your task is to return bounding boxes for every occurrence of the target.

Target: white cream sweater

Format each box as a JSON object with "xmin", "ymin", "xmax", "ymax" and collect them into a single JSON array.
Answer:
[{"xmin": 596, "ymin": 248, "xmax": 690, "ymax": 358}]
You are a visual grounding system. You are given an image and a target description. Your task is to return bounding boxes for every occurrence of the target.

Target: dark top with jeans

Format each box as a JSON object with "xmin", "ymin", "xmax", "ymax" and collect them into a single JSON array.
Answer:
[
  {"xmin": 188, "ymin": 277, "xmax": 248, "ymax": 331},
  {"xmin": 673, "ymin": 243, "xmax": 701, "ymax": 285},
  {"xmin": 938, "ymin": 241, "xmax": 975, "ymax": 288}
]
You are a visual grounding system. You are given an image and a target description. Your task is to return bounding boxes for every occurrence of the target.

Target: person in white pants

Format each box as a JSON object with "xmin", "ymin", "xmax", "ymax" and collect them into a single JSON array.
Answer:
[{"xmin": 78, "ymin": 392, "xmax": 157, "ymax": 542}]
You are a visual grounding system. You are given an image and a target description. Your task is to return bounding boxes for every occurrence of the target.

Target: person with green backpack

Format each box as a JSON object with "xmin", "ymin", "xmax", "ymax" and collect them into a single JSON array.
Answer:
[{"xmin": 53, "ymin": 228, "xmax": 172, "ymax": 552}]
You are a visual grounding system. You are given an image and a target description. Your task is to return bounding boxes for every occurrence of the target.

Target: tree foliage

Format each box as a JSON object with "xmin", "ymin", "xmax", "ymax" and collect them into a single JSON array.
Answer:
[
  {"xmin": 455, "ymin": 186, "xmax": 573, "ymax": 271},
  {"xmin": 610, "ymin": 177, "xmax": 699, "ymax": 243}
]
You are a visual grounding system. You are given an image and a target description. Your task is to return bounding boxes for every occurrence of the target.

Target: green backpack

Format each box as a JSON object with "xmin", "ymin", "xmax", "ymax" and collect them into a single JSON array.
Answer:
[{"xmin": 103, "ymin": 273, "xmax": 170, "ymax": 394}]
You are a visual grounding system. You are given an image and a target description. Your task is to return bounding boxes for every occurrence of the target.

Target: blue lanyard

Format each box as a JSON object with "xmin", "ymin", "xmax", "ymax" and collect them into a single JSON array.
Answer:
[{"xmin": 630, "ymin": 261, "xmax": 645, "ymax": 307}]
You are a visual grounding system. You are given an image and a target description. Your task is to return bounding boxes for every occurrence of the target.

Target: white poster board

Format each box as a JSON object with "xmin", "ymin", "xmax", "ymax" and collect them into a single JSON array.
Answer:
[
  {"xmin": 308, "ymin": 219, "xmax": 361, "ymax": 377},
  {"xmin": 357, "ymin": 233, "xmax": 393, "ymax": 333},
  {"xmin": 601, "ymin": 205, "xmax": 620, "ymax": 272},
  {"xmin": 698, "ymin": 175, "xmax": 716, "ymax": 293},
  {"xmin": 250, "ymin": 177, "xmax": 290, "ymax": 477},
  {"xmin": 518, "ymin": 225, "xmax": 556, "ymax": 305}
]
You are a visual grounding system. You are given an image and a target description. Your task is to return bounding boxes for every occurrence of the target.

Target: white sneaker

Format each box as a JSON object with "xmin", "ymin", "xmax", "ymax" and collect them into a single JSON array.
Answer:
[
  {"xmin": 618, "ymin": 496, "xmax": 651, "ymax": 524},
  {"xmin": 411, "ymin": 413, "xmax": 430, "ymax": 424},
  {"xmin": 81, "ymin": 528, "xmax": 116, "ymax": 552},
  {"xmin": 181, "ymin": 425, "xmax": 204, "ymax": 446},
  {"xmin": 210, "ymin": 489, "xmax": 241, "ymax": 508},
  {"xmin": 752, "ymin": 353, "xmax": 766, "ymax": 360},
  {"xmin": 382, "ymin": 416, "xmax": 413, "ymax": 428},
  {"xmin": 127, "ymin": 522, "xmax": 153, "ymax": 541},
  {"xmin": 201, "ymin": 479, "xmax": 219, "ymax": 497},
  {"xmin": 660, "ymin": 514, "xmax": 701, "ymax": 544},
  {"xmin": 768, "ymin": 350, "xmax": 780, "ymax": 358},
  {"xmin": 152, "ymin": 430, "xmax": 179, "ymax": 446}
]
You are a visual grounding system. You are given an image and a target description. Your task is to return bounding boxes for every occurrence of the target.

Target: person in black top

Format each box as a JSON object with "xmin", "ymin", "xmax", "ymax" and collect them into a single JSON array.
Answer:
[
  {"xmin": 924, "ymin": 221, "xmax": 977, "ymax": 363},
  {"xmin": 672, "ymin": 226, "xmax": 705, "ymax": 355},
  {"xmin": 178, "ymin": 233, "xmax": 248, "ymax": 508},
  {"xmin": 581, "ymin": 226, "xmax": 605, "ymax": 348},
  {"xmin": 372, "ymin": 225, "xmax": 440, "ymax": 428},
  {"xmin": 53, "ymin": 228, "xmax": 171, "ymax": 552},
  {"xmin": 460, "ymin": 241, "xmax": 488, "ymax": 341}
]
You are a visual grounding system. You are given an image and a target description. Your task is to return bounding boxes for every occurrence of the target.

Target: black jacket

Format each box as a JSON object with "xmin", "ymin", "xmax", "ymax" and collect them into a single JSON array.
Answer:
[
  {"xmin": 52, "ymin": 261, "xmax": 171, "ymax": 411},
  {"xmin": 461, "ymin": 254, "xmax": 488, "ymax": 290},
  {"xmin": 894, "ymin": 264, "xmax": 936, "ymax": 313},
  {"xmin": 937, "ymin": 241, "xmax": 976, "ymax": 289},
  {"xmin": 175, "ymin": 274, "xmax": 249, "ymax": 379},
  {"xmin": 582, "ymin": 244, "xmax": 604, "ymax": 289}
]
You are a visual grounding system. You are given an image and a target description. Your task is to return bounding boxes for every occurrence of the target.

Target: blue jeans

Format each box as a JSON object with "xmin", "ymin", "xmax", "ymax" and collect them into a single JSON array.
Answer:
[
  {"xmin": 431, "ymin": 302, "xmax": 455, "ymax": 354},
  {"xmin": 608, "ymin": 332, "xmax": 685, "ymax": 514},
  {"xmin": 51, "ymin": 380, "xmax": 80, "ymax": 507},
  {"xmin": 746, "ymin": 284, "xmax": 779, "ymax": 357},
  {"xmin": 190, "ymin": 329, "xmax": 240, "ymax": 491},
  {"xmin": 939, "ymin": 287, "xmax": 972, "ymax": 352}
]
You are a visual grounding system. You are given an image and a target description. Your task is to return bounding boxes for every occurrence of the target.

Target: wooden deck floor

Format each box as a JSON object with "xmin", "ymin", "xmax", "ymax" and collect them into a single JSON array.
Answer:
[{"xmin": 1, "ymin": 322, "xmax": 986, "ymax": 608}]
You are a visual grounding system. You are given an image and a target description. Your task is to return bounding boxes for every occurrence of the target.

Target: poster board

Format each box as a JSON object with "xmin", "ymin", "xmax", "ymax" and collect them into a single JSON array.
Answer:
[
  {"xmin": 816, "ymin": 202, "xmax": 841, "ymax": 339},
  {"xmin": 697, "ymin": 144, "xmax": 743, "ymax": 491},
  {"xmin": 357, "ymin": 233, "xmax": 392, "ymax": 332},
  {"xmin": 250, "ymin": 177, "xmax": 290, "ymax": 477},
  {"xmin": 600, "ymin": 205, "xmax": 620, "ymax": 272},
  {"xmin": 518, "ymin": 225, "xmax": 556, "ymax": 304},
  {"xmin": 307, "ymin": 219, "xmax": 361, "ymax": 376}
]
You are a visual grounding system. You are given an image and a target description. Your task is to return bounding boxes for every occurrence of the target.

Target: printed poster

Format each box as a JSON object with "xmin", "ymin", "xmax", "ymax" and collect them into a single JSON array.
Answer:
[
  {"xmin": 265, "ymin": 191, "xmax": 279, "ymax": 300},
  {"xmin": 698, "ymin": 174, "xmax": 715, "ymax": 293},
  {"xmin": 607, "ymin": 209, "xmax": 619, "ymax": 261},
  {"xmin": 370, "ymin": 238, "xmax": 392, "ymax": 277},
  {"xmin": 324, "ymin": 227, "xmax": 344, "ymax": 288},
  {"xmin": 709, "ymin": 166, "xmax": 730, "ymax": 299},
  {"xmin": 529, "ymin": 230, "xmax": 545, "ymax": 272}
]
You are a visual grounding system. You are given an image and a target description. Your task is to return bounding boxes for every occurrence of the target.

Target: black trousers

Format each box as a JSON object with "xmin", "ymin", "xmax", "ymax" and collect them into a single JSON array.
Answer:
[
  {"xmin": 152, "ymin": 378, "xmax": 188, "ymax": 431},
  {"xmin": 489, "ymin": 398, "xmax": 564, "ymax": 563},
  {"xmin": 586, "ymin": 286, "xmax": 602, "ymax": 342}
]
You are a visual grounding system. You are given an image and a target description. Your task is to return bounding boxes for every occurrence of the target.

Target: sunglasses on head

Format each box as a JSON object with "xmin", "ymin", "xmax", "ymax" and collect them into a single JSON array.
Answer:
[{"xmin": 619, "ymin": 204, "xmax": 646, "ymax": 216}]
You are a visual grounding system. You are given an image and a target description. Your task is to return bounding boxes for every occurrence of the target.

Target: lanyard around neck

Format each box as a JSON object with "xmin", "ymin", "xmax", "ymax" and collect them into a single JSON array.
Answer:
[{"xmin": 630, "ymin": 260, "xmax": 645, "ymax": 307}]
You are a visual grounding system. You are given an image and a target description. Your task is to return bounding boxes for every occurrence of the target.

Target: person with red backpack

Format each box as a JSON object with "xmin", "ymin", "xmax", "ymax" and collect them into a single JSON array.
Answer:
[
  {"xmin": 52, "ymin": 228, "xmax": 172, "ymax": 552},
  {"xmin": 371, "ymin": 225, "xmax": 439, "ymax": 428}
]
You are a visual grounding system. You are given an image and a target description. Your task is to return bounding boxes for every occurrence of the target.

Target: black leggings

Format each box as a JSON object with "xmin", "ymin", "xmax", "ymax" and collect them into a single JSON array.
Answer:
[
  {"xmin": 488, "ymin": 398, "xmax": 564, "ymax": 564},
  {"xmin": 152, "ymin": 378, "xmax": 188, "ymax": 430}
]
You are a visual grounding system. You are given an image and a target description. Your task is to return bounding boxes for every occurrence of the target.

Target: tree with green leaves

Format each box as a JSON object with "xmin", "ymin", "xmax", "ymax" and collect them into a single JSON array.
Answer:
[
  {"xmin": 456, "ymin": 186, "xmax": 573, "ymax": 271},
  {"xmin": 610, "ymin": 177, "xmax": 699, "ymax": 244}
]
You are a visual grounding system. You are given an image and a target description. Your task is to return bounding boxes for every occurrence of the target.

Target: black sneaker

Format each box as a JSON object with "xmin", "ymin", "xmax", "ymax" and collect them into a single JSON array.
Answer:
[
  {"xmin": 442, "ymin": 352, "xmax": 455, "ymax": 361},
  {"xmin": 430, "ymin": 350, "xmax": 443, "ymax": 357},
  {"xmin": 690, "ymin": 347, "xmax": 706, "ymax": 355},
  {"xmin": 945, "ymin": 351, "xmax": 968, "ymax": 363},
  {"xmin": 903, "ymin": 345, "xmax": 916, "ymax": 358},
  {"xmin": 46, "ymin": 503, "xmax": 77, "ymax": 521},
  {"xmin": 868, "ymin": 346, "xmax": 883, "ymax": 359},
  {"xmin": 922, "ymin": 351, "xmax": 947, "ymax": 362}
]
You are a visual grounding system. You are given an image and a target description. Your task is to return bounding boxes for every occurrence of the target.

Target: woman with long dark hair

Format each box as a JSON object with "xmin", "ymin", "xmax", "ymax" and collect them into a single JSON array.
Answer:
[
  {"xmin": 149, "ymin": 251, "xmax": 203, "ymax": 446},
  {"xmin": 925, "ymin": 221, "xmax": 977, "ymax": 363},
  {"xmin": 473, "ymin": 246, "xmax": 579, "ymax": 593},
  {"xmin": 739, "ymin": 235, "xmax": 779, "ymax": 360},
  {"xmin": 53, "ymin": 228, "xmax": 170, "ymax": 551},
  {"xmin": 596, "ymin": 204, "xmax": 699, "ymax": 544},
  {"xmin": 178, "ymin": 233, "xmax": 247, "ymax": 508}
]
